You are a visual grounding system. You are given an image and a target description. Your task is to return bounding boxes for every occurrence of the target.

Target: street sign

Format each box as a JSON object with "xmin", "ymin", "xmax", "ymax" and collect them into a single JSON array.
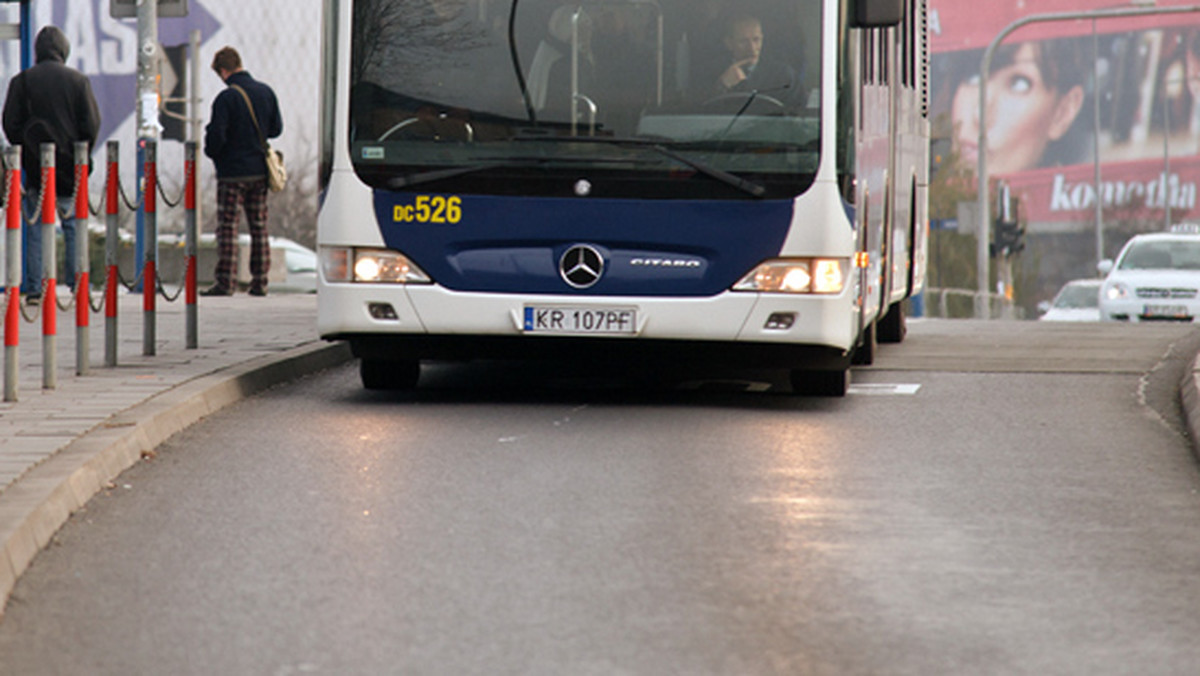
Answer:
[
  {"xmin": 956, "ymin": 201, "xmax": 979, "ymax": 236},
  {"xmin": 110, "ymin": 0, "xmax": 188, "ymax": 18}
]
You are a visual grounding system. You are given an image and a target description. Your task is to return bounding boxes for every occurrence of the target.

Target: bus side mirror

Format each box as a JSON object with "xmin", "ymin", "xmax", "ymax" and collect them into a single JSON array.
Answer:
[
  {"xmin": 1097, "ymin": 260, "xmax": 1114, "ymax": 275},
  {"xmin": 853, "ymin": 0, "xmax": 904, "ymax": 27}
]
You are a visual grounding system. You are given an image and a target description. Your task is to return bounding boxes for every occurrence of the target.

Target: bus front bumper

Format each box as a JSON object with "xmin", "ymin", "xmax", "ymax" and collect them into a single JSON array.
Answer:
[{"xmin": 318, "ymin": 282, "xmax": 856, "ymax": 370}]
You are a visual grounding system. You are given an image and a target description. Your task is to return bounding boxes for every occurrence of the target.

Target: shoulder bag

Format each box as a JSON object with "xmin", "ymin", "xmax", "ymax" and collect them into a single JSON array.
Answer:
[{"xmin": 230, "ymin": 84, "xmax": 287, "ymax": 192}]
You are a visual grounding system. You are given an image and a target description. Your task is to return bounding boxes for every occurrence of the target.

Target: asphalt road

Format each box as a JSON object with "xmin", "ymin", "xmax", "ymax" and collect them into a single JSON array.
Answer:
[{"xmin": 1, "ymin": 321, "xmax": 1200, "ymax": 675}]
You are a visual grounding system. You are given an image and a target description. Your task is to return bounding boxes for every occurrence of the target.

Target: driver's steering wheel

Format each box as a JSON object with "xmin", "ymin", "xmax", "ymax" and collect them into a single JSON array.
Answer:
[{"xmin": 701, "ymin": 92, "xmax": 787, "ymax": 116}]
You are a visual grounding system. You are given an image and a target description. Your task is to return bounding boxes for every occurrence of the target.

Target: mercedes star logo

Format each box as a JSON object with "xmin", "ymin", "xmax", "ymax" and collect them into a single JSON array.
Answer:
[{"xmin": 559, "ymin": 245, "xmax": 605, "ymax": 288}]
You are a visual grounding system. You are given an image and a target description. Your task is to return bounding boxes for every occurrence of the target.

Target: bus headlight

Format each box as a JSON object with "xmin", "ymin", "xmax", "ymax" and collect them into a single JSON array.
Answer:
[
  {"xmin": 733, "ymin": 259, "xmax": 847, "ymax": 294},
  {"xmin": 320, "ymin": 247, "xmax": 431, "ymax": 284},
  {"xmin": 1105, "ymin": 282, "xmax": 1129, "ymax": 301}
]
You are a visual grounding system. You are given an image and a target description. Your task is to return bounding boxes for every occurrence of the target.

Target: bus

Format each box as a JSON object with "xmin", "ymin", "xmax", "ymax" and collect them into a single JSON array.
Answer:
[{"xmin": 317, "ymin": 0, "xmax": 929, "ymax": 396}]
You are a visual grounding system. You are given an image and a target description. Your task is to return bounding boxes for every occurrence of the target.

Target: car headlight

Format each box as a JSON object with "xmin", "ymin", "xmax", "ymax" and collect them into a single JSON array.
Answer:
[
  {"xmin": 320, "ymin": 246, "xmax": 431, "ymax": 284},
  {"xmin": 733, "ymin": 259, "xmax": 847, "ymax": 294},
  {"xmin": 1104, "ymin": 282, "xmax": 1129, "ymax": 301}
]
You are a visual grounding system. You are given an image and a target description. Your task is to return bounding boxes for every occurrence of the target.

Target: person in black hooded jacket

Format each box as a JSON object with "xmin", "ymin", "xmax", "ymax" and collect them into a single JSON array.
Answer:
[
  {"xmin": 202, "ymin": 46, "xmax": 282, "ymax": 297},
  {"xmin": 2, "ymin": 25, "xmax": 101, "ymax": 302}
]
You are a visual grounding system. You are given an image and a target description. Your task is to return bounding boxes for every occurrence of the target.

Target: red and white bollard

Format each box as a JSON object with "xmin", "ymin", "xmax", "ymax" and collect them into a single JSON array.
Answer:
[
  {"xmin": 142, "ymin": 139, "xmax": 157, "ymax": 357},
  {"xmin": 185, "ymin": 141, "xmax": 198, "ymax": 349},
  {"xmin": 40, "ymin": 143, "xmax": 56, "ymax": 390},
  {"xmin": 74, "ymin": 141, "xmax": 90, "ymax": 376},
  {"xmin": 4, "ymin": 146, "xmax": 20, "ymax": 402},
  {"xmin": 105, "ymin": 141, "xmax": 119, "ymax": 367}
]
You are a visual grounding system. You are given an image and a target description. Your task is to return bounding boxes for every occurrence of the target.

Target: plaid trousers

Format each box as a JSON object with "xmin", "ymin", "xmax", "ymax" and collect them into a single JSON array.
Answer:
[{"xmin": 213, "ymin": 179, "xmax": 270, "ymax": 290}]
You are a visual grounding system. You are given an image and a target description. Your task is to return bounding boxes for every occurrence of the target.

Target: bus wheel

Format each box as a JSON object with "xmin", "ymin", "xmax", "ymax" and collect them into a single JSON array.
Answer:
[
  {"xmin": 790, "ymin": 368, "xmax": 849, "ymax": 397},
  {"xmin": 360, "ymin": 358, "xmax": 420, "ymax": 391},
  {"xmin": 878, "ymin": 301, "xmax": 907, "ymax": 343},
  {"xmin": 851, "ymin": 321, "xmax": 876, "ymax": 366}
]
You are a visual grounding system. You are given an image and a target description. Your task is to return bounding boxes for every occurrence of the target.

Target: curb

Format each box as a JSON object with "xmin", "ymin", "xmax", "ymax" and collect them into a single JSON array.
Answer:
[
  {"xmin": 1184, "ymin": 352, "xmax": 1200, "ymax": 454},
  {"xmin": 0, "ymin": 340, "xmax": 353, "ymax": 613}
]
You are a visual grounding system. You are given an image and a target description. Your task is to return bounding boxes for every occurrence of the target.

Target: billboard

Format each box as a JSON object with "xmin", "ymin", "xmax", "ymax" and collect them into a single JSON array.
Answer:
[
  {"xmin": 0, "ymin": 0, "xmax": 220, "ymax": 144},
  {"xmin": 0, "ymin": 0, "xmax": 319, "ymax": 197},
  {"xmin": 930, "ymin": 0, "xmax": 1200, "ymax": 229},
  {"xmin": 110, "ymin": 0, "xmax": 189, "ymax": 19}
]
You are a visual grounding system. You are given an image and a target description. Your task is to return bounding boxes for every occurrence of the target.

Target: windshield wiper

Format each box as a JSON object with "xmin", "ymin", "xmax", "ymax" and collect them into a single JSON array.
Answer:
[
  {"xmin": 648, "ymin": 143, "xmax": 766, "ymax": 198},
  {"xmin": 388, "ymin": 137, "xmax": 770, "ymax": 198},
  {"xmin": 511, "ymin": 136, "xmax": 767, "ymax": 198},
  {"xmin": 386, "ymin": 156, "xmax": 642, "ymax": 190},
  {"xmin": 388, "ymin": 162, "xmax": 507, "ymax": 190}
]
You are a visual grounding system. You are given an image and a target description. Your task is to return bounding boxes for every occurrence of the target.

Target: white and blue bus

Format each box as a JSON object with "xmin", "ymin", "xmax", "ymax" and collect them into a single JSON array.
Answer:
[{"xmin": 318, "ymin": 0, "xmax": 928, "ymax": 396}]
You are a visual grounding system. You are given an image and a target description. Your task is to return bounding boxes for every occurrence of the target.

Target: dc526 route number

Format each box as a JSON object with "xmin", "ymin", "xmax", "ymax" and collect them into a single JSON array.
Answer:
[{"xmin": 393, "ymin": 195, "xmax": 462, "ymax": 224}]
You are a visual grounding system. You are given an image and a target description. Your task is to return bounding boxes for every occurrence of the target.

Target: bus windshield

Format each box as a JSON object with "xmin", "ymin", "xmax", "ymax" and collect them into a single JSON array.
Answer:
[{"xmin": 349, "ymin": 0, "xmax": 822, "ymax": 198}]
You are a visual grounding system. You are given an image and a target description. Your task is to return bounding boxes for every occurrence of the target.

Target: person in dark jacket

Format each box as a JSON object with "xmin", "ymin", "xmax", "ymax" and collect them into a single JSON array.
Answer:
[
  {"xmin": 202, "ymin": 46, "xmax": 282, "ymax": 296},
  {"xmin": 2, "ymin": 25, "xmax": 101, "ymax": 302},
  {"xmin": 697, "ymin": 12, "xmax": 802, "ymax": 110}
]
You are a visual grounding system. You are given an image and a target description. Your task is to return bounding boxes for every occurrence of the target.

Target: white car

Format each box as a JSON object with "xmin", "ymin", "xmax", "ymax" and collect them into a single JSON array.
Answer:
[
  {"xmin": 1099, "ymin": 232, "xmax": 1200, "ymax": 322},
  {"xmin": 1039, "ymin": 279, "xmax": 1101, "ymax": 321},
  {"xmin": 264, "ymin": 236, "xmax": 318, "ymax": 293},
  {"xmin": 155, "ymin": 233, "xmax": 317, "ymax": 293}
]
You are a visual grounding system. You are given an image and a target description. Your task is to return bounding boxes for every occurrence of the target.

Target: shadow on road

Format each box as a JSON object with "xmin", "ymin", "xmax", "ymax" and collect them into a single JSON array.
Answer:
[{"xmin": 340, "ymin": 359, "xmax": 849, "ymax": 413}]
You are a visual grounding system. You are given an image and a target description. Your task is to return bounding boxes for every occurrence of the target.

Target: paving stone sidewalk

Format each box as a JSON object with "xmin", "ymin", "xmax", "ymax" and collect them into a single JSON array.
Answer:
[{"xmin": 0, "ymin": 289, "xmax": 350, "ymax": 610}]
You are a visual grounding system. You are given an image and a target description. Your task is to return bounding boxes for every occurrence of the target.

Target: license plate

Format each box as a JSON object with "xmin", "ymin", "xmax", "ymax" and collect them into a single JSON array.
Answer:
[
  {"xmin": 523, "ymin": 306, "xmax": 637, "ymax": 334},
  {"xmin": 1143, "ymin": 304, "xmax": 1190, "ymax": 318}
]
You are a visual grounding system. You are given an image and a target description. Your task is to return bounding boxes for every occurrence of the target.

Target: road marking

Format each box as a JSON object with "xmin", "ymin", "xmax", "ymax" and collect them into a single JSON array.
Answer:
[{"xmin": 849, "ymin": 383, "xmax": 922, "ymax": 395}]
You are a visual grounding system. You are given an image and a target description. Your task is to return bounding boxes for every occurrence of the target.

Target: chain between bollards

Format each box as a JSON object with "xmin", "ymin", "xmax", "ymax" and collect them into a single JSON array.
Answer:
[{"xmin": 4, "ymin": 139, "xmax": 202, "ymax": 398}]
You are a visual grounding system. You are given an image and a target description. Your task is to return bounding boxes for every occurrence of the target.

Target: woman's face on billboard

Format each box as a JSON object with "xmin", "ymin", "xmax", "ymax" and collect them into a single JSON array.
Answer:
[{"xmin": 951, "ymin": 43, "xmax": 1084, "ymax": 175}]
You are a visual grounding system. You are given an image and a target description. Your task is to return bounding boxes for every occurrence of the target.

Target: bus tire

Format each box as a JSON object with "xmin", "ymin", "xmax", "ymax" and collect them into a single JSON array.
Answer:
[
  {"xmin": 878, "ymin": 301, "xmax": 907, "ymax": 343},
  {"xmin": 851, "ymin": 320, "xmax": 876, "ymax": 366},
  {"xmin": 790, "ymin": 368, "xmax": 849, "ymax": 397},
  {"xmin": 360, "ymin": 358, "xmax": 420, "ymax": 391}
]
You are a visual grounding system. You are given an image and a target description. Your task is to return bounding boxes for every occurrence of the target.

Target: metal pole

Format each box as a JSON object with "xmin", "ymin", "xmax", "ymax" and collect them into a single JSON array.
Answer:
[
  {"xmin": 74, "ymin": 141, "xmax": 89, "ymax": 376},
  {"xmin": 135, "ymin": 0, "xmax": 159, "ymax": 294},
  {"xmin": 17, "ymin": 0, "xmax": 31, "ymax": 70},
  {"xmin": 185, "ymin": 141, "xmax": 198, "ymax": 349},
  {"xmin": 977, "ymin": 4, "xmax": 1200, "ymax": 317},
  {"xmin": 189, "ymin": 29, "xmax": 202, "ymax": 146},
  {"xmin": 40, "ymin": 144, "xmax": 56, "ymax": 390},
  {"xmin": 105, "ymin": 141, "xmax": 119, "ymax": 367},
  {"xmin": 1000, "ymin": 182, "xmax": 1014, "ymax": 320},
  {"xmin": 976, "ymin": 39, "xmax": 995, "ymax": 319},
  {"xmin": 189, "ymin": 29, "xmax": 202, "ymax": 242},
  {"xmin": 570, "ymin": 9, "xmax": 580, "ymax": 136},
  {"xmin": 143, "ymin": 140, "xmax": 157, "ymax": 357},
  {"xmin": 136, "ymin": 0, "xmax": 161, "ymax": 159},
  {"xmin": 4, "ymin": 146, "xmax": 20, "ymax": 402},
  {"xmin": 1093, "ymin": 21, "xmax": 1104, "ymax": 267},
  {"xmin": 1165, "ymin": 44, "xmax": 1174, "ymax": 231}
]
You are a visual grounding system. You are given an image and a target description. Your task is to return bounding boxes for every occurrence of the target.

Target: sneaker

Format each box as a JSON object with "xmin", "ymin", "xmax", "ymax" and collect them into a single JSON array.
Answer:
[
  {"xmin": 24, "ymin": 294, "xmax": 41, "ymax": 306},
  {"xmin": 200, "ymin": 285, "xmax": 233, "ymax": 297},
  {"xmin": 248, "ymin": 286, "xmax": 267, "ymax": 297}
]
